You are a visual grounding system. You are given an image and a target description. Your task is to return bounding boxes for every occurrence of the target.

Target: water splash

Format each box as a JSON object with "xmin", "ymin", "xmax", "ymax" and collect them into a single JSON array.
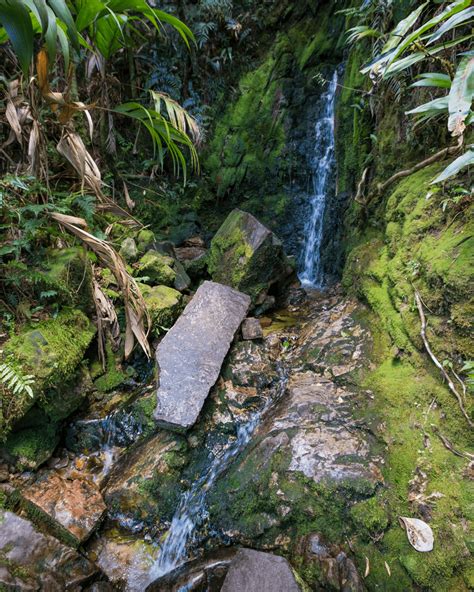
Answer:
[
  {"xmin": 145, "ymin": 413, "xmax": 262, "ymax": 584},
  {"xmin": 299, "ymin": 69, "xmax": 338, "ymax": 288}
]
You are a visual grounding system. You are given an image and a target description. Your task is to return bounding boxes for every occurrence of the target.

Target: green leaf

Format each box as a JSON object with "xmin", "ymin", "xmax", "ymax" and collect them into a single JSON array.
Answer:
[
  {"xmin": 448, "ymin": 56, "xmax": 474, "ymax": 136},
  {"xmin": 48, "ymin": 0, "xmax": 79, "ymax": 51},
  {"xmin": 386, "ymin": 0, "xmax": 472, "ymax": 69},
  {"xmin": 406, "ymin": 96, "xmax": 449, "ymax": 116},
  {"xmin": 56, "ymin": 21, "xmax": 69, "ymax": 70},
  {"xmin": 154, "ymin": 8, "xmax": 195, "ymax": 47},
  {"xmin": 427, "ymin": 6, "xmax": 474, "ymax": 45},
  {"xmin": 23, "ymin": 0, "xmax": 47, "ymax": 31},
  {"xmin": 382, "ymin": 2, "xmax": 429, "ymax": 53},
  {"xmin": 44, "ymin": 5, "xmax": 57, "ymax": 63},
  {"xmin": 432, "ymin": 147, "xmax": 474, "ymax": 183},
  {"xmin": 75, "ymin": 0, "xmax": 106, "ymax": 32},
  {"xmin": 0, "ymin": 0, "xmax": 34, "ymax": 75},
  {"xmin": 411, "ymin": 73, "xmax": 452, "ymax": 89},
  {"xmin": 95, "ymin": 12, "xmax": 127, "ymax": 59}
]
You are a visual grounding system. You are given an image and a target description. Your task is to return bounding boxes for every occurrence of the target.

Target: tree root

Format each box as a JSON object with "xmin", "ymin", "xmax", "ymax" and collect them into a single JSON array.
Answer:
[
  {"xmin": 431, "ymin": 425, "xmax": 474, "ymax": 460},
  {"xmin": 414, "ymin": 290, "xmax": 473, "ymax": 428}
]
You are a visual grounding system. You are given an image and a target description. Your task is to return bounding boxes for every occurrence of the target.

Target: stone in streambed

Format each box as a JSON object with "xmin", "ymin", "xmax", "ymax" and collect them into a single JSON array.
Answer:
[
  {"xmin": 139, "ymin": 283, "xmax": 183, "ymax": 335},
  {"xmin": 241, "ymin": 317, "xmax": 263, "ymax": 340},
  {"xmin": 154, "ymin": 281, "xmax": 251, "ymax": 432},
  {"xmin": 21, "ymin": 472, "xmax": 106, "ymax": 546},
  {"xmin": 221, "ymin": 548, "xmax": 301, "ymax": 592},
  {"xmin": 208, "ymin": 209, "xmax": 291, "ymax": 304},
  {"xmin": 0, "ymin": 509, "xmax": 99, "ymax": 589}
]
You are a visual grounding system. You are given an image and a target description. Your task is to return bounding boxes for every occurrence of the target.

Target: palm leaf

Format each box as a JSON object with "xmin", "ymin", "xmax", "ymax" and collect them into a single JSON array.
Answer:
[
  {"xmin": 411, "ymin": 73, "xmax": 452, "ymax": 89},
  {"xmin": 427, "ymin": 6, "xmax": 474, "ymax": 45},
  {"xmin": 0, "ymin": 0, "xmax": 34, "ymax": 74},
  {"xmin": 448, "ymin": 55, "xmax": 474, "ymax": 137},
  {"xmin": 432, "ymin": 146, "xmax": 474, "ymax": 183}
]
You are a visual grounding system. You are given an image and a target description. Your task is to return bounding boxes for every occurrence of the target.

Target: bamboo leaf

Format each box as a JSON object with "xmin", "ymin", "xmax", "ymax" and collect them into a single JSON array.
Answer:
[
  {"xmin": 448, "ymin": 56, "xmax": 474, "ymax": 137},
  {"xmin": 427, "ymin": 6, "xmax": 474, "ymax": 45},
  {"xmin": 432, "ymin": 147, "xmax": 474, "ymax": 183},
  {"xmin": 411, "ymin": 73, "xmax": 452, "ymax": 89}
]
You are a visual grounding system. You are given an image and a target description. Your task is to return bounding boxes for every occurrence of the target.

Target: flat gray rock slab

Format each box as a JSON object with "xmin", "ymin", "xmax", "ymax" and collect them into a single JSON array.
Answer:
[
  {"xmin": 154, "ymin": 281, "xmax": 251, "ymax": 431},
  {"xmin": 221, "ymin": 548, "xmax": 301, "ymax": 592}
]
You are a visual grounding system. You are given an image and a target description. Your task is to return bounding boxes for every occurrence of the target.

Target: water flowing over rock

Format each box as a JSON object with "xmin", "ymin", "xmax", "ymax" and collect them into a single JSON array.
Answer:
[
  {"xmin": 21, "ymin": 472, "xmax": 106, "ymax": 546},
  {"xmin": 208, "ymin": 209, "xmax": 292, "ymax": 304},
  {"xmin": 299, "ymin": 69, "xmax": 338, "ymax": 287},
  {"xmin": 221, "ymin": 549, "xmax": 301, "ymax": 592},
  {"xmin": 154, "ymin": 281, "xmax": 251, "ymax": 431},
  {"xmin": 0, "ymin": 509, "xmax": 99, "ymax": 589}
]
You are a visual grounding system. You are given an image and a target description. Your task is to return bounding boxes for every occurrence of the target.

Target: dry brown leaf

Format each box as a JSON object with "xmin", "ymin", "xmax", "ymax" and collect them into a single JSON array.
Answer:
[
  {"xmin": 123, "ymin": 181, "xmax": 135, "ymax": 211},
  {"xmin": 384, "ymin": 561, "xmax": 391, "ymax": 576},
  {"xmin": 93, "ymin": 275, "xmax": 121, "ymax": 369},
  {"xmin": 5, "ymin": 100, "xmax": 22, "ymax": 145},
  {"xmin": 50, "ymin": 212, "xmax": 151, "ymax": 359},
  {"xmin": 57, "ymin": 131, "xmax": 102, "ymax": 196},
  {"xmin": 399, "ymin": 517, "xmax": 434, "ymax": 552},
  {"xmin": 364, "ymin": 556, "xmax": 370, "ymax": 578}
]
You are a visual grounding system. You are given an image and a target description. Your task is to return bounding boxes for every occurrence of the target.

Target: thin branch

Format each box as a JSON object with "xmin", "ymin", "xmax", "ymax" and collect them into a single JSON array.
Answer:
[
  {"xmin": 431, "ymin": 425, "xmax": 474, "ymax": 461},
  {"xmin": 414, "ymin": 290, "xmax": 473, "ymax": 427}
]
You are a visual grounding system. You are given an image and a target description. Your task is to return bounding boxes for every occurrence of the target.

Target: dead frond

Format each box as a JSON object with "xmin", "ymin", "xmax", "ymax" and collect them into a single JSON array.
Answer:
[{"xmin": 51, "ymin": 212, "xmax": 151, "ymax": 359}]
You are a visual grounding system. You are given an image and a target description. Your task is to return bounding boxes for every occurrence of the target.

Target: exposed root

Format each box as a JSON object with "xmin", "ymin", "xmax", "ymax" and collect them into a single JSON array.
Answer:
[
  {"xmin": 374, "ymin": 138, "xmax": 463, "ymax": 198},
  {"xmin": 414, "ymin": 290, "xmax": 473, "ymax": 427},
  {"xmin": 431, "ymin": 425, "xmax": 474, "ymax": 461}
]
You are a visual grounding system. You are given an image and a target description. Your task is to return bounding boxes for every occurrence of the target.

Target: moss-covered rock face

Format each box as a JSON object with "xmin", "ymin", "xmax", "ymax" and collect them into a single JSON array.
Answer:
[
  {"xmin": 208, "ymin": 209, "xmax": 291, "ymax": 303},
  {"xmin": 134, "ymin": 250, "xmax": 176, "ymax": 287},
  {"xmin": 1, "ymin": 309, "xmax": 96, "ymax": 437},
  {"xmin": 139, "ymin": 283, "xmax": 183, "ymax": 335},
  {"xmin": 341, "ymin": 167, "xmax": 473, "ymax": 590}
]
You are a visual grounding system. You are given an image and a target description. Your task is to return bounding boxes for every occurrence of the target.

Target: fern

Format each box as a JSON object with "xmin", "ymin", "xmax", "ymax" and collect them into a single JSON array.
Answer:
[{"xmin": 0, "ymin": 362, "xmax": 35, "ymax": 398}]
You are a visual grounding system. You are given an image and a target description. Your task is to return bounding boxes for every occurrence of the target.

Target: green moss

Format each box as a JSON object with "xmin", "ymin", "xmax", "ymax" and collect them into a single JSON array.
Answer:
[
  {"xmin": 134, "ymin": 250, "xmax": 176, "ymax": 287},
  {"xmin": 136, "ymin": 229, "xmax": 155, "ymax": 254},
  {"xmin": 350, "ymin": 497, "xmax": 388, "ymax": 538},
  {"xmin": 2, "ymin": 423, "xmax": 59, "ymax": 470},
  {"xmin": 93, "ymin": 342, "xmax": 127, "ymax": 393},
  {"xmin": 139, "ymin": 283, "xmax": 183, "ymax": 336}
]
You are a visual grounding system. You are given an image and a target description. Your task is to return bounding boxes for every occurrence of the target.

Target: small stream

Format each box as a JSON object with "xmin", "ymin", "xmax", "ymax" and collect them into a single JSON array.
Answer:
[{"xmin": 299, "ymin": 69, "xmax": 338, "ymax": 288}]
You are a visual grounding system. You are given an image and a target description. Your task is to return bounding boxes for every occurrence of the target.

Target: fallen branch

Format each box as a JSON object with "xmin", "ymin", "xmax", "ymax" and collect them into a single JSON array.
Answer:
[
  {"xmin": 414, "ymin": 290, "xmax": 472, "ymax": 427},
  {"xmin": 431, "ymin": 425, "xmax": 474, "ymax": 460},
  {"xmin": 375, "ymin": 138, "xmax": 463, "ymax": 197}
]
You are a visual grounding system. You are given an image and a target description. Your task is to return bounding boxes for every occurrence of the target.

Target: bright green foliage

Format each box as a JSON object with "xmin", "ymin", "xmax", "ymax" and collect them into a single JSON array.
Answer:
[{"xmin": 0, "ymin": 363, "xmax": 34, "ymax": 399}]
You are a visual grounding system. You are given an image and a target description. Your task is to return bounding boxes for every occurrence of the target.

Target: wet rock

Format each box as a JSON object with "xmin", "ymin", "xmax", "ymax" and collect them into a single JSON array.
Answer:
[
  {"xmin": 104, "ymin": 431, "xmax": 187, "ymax": 532},
  {"xmin": 208, "ymin": 209, "xmax": 291, "ymax": 304},
  {"xmin": 223, "ymin": 341, "xmax": 278, "ymax": 389},
  {"xmin": 88, "ymin": 528, "xmax": 160, "ymax": 590},
  {"xmin": 221, "ymin": 548, "xmax": 301, "ymax": 592},
  {"xmin": 154, "ymin": 281, "xmax": 251, "ymax": 432},
  {"xmin": 139, "ymin": 284, "xmax": 183, "ymax": 335},
  {"xmin": 146, "ymin": 548, "xmax": 237, "ymax": 591},
  {"xmin": 21, "ymin": 472, "xmax": 106, "ymax": 546},
  {"xmin": 241, "ymin": 318, "xmax": 263, "ymax": 340},
  {"xmin": 0, "ymin": 509, "xmax": 99, "ymax": 589},
  {"xmin": 120, "ymin": 237, "xmax": 138, "ymax": 261},
  {"xmin": 175, "ymin": 236, "xmax": 207, "ymax": 263}
]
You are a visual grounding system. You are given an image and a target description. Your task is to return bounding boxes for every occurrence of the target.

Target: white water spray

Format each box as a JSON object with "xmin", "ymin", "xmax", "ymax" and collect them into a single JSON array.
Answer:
[{"xmin": 299, "ymin": 69, "xmax": 338, "ymax": 288}]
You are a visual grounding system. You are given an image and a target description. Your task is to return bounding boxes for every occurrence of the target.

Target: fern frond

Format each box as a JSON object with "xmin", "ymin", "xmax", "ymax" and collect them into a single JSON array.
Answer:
[{"xmin": 0, "ymin": 362, "xmax": 35, "ymax": 398}]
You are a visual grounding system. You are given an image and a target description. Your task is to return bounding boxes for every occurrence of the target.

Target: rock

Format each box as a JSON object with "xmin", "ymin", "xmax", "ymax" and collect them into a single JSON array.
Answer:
[
  {"xmin": 175, "ymin": 236, "xmax": 207, "ymax": 263},
  {"xmin": 0, "ymin": 510, "xmax": 98, "ymax": 589},
  {"xmin": 1, "ymin": 309, "xmax": 96, "ymax": 434},
  {"xmin": 173, "ymin": 259, "xmax": 191, "ymax": 292},
  {"xmin": 135, "ymin": 250, "xmax": 176, "ymax": 286},
  {"xmin": 104, "ymin": 431, "xmax": 187, "ymax": 532},
  {"xmin": 208, "ymin": 209, "xmax": 291, "ymax": 303},
  {"xmin": 88, "ymin": 528, "xmax": 160, "ymax": 590},
  {"xmin": 223, "ymin": 341, "xmax": 278, "ymax": 389},
  {"xmin": 146, "ymin": 548, "xmax": 236, "ymax": 591},
  {"xmin": 120, "ymin": 237, "xmax": 138, "ymax": 261},
  {"xmin": 21, "ymin": 472, "xmax": 106, "ymax": 546},
  {"xmin": 2, "ymin": 422, "xmax": 60, "ymax": 471},
  {"xmin": 221, "ymin": 549, "xmax": 301, "ymax": 592},
  {"xmin": 184, "ymin": 252, "xmax": 208, "ymax": 281},
  {"xmin": 139, "ymin": 284, "xmax": 183, "ymax": 335},
  {"xmin": 137, "ymin": 229, "xmax": 155, "ymax": 254},
  {"xmin": 241, "ymin": 318, "xmax": 263, "ymax": 340},
  {"xmin": 154, "ymin": 281, "xmax": 251, "ymax": 432}
]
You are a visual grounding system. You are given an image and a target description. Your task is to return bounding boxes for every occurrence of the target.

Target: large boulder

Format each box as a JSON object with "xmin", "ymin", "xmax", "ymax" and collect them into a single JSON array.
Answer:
[
  {"xmin": 208, "ymin": 209, "xmax": 292, "ymax": 304},
  {"xmin": 21, "ymin": 472, "xmax": 106, "ymax": 547},
  {"xmin": 154, "ymin": 281, "xmax": 251, "ymax": 432},
  {"xmin": 0, "ymin": 510, "xmax": 99, "ymax": 589},
  {"xmin": 221, "ymin": 549, "xmax": 301, "ymax": 592},
  {"xmin": 0, "ymin": 309, "xmax": 96, "ymax": 444}
]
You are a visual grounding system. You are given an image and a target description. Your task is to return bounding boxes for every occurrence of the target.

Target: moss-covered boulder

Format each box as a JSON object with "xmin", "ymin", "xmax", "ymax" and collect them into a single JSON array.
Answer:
[
  {"xmin": 139, "ymin": 284, "xmax": 183, "ymax": 334},
  {"xmin": 135, "ymin": 250, "xmax": 176, "ymax": 287},
  {"xmin": 208, "ymin": 209, "xmax": 291, "ymax": 304},
  {"xmin": 43, "ymin": 247, "xmax": 94, "ymax": 313},
  {"xmin": 1, "ymin": 310, "xmax": 96, "ymax": 437}
]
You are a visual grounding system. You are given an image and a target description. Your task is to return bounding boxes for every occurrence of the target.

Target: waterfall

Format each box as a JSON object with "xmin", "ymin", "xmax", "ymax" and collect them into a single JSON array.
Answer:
[{"xmin": 299, "ymin": 69, "xmax": 338, "ymax": 288}]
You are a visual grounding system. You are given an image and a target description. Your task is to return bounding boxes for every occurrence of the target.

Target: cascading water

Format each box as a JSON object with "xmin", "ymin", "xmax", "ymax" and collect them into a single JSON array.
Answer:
[
  {"xmin": 299, "ymin": 69, "xmax": 338, "ymax": 288},
  {"xmin": 143, "ymin": 412, "xmax": 262, "ymax": 587}
]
